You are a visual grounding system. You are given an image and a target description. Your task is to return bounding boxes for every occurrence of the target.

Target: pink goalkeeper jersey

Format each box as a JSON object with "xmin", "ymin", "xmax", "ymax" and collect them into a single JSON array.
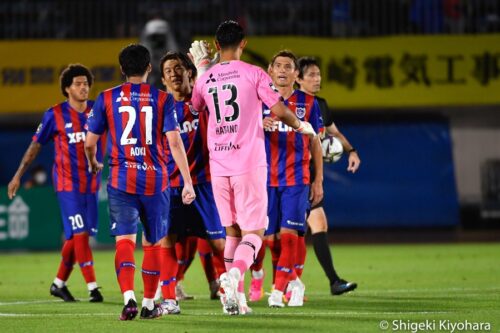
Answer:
[{"xmin": 191, "ymin": 60, "xmax": 281, "ymax": 176}]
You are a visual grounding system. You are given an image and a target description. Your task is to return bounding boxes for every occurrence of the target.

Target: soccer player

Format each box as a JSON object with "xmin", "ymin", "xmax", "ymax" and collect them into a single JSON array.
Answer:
[
  {"xmin": 85, "ymin": 44, "xmax": 195, "ymax": 320},
  {"xmin": 7, "ymin": 64, "xmax": 104, "ymax": 303},
  {"xmin": 296, "ymin": 56, "xmax": 360, "ymax": 295},
  {"xmin": 190, "ymin": 20, "xmax": 316, "ymax": 315},
  {"xmin": 260, "ymin": 50, "xmax": 324, "ymax": 308},
  {"xmin": 157, "ymin": 51, "xmax": 226, "ymax": 314}
]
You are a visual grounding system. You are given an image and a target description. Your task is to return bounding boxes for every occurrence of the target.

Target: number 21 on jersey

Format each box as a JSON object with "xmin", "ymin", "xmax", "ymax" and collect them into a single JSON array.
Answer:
[{"xmin": 118, "ymin": 106, "xmax": 153, "ymax": 145}]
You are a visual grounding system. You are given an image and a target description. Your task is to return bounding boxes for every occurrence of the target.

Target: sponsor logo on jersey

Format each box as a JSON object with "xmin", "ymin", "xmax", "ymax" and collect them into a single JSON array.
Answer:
[
  {"xmin": 65, "ymin": 122, "xmax": 73, "ymax": 128},
  {"xmin": 264, "ymin": 121, "xmax": 294, "ymax": 132},
  {"xmin": 206, "ymin": 73, "xmax": 216, "ymax": 84},
  {"xmin": 214, "ymin": 141, "xmax": 241, "ymax": 151},
  {"xmin": 67, "ymin": 131, "xmax": 86, "ymax": 143},
  {"xmin": 124, "ymin": 161, "xmax": 157, "ymax": 171},
  {"xmin": 180, "ymin": 119, "xmax": 199, "ymax": 134},
  {"xmin": 36, "ymin": 123, "xmax": 43, "ymax": 133},
  {"xmin": 115, "ymin": 90, "xmax": 129, "ymax": 102}
]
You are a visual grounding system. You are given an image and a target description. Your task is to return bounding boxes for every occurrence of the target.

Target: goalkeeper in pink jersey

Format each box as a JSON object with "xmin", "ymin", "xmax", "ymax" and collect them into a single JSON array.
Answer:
[{"xmin": 190, "ymin": 20, "xmax": 317, "ymax": 315}]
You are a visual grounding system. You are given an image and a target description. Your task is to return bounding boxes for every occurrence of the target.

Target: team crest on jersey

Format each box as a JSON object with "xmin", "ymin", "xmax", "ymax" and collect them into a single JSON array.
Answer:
[
  {"xmin": 295, "ymin": 107, "xmax": 306, "ymax": 119},
  {"xmin": 269, "ymin": 83, "xmax": 279, "ymax": 93},
  {"xmin": 189, "ymin": 104, "xmax": 199, "ymax": 116},
  {"xmin": 35, "ymin": 123, "xmax": 43, "ymax": 133}
]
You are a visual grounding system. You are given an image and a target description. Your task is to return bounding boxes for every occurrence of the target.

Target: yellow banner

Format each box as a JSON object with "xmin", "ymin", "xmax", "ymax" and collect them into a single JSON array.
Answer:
[
  {"xmin": 233, "ymin": 35, "xmax": 500, "ymax": 108},
  {"xmin": 1, "ymin": 36, "xmax": 499, "ymax": 111},
  {"xmin": 0, "ymin": 39, "xmax": 136, "ymax": 113}
]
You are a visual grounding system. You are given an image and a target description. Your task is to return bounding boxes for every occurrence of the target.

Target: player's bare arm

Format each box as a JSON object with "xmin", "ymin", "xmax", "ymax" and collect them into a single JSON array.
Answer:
[
  {"xmin": 310, "ymin": 136, "xmax": 324, "ymax": 206},
  {"xmin": 7, "ymin": 141, "xmax": 42, "ymax": 199},
  {"xmin": 166, "ymin": 130, "xmax": 196, "ymax": 204},
  {"xmin": 84, "ymin": 131, "xmax": 103, "ymax": 174},
  {"xmin": 327, "ymin": 122, "xmax": 360, "ymax": 173}
]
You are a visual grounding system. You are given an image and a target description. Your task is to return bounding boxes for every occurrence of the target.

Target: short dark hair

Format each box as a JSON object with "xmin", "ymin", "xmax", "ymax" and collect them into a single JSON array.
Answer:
[
  {"xmin": 159, "ymin": 51, "xmax": 197, "ymax": 79},
  {"xmin": 270, "ymin": 50, "xmax": 299, "ymax": 70},
  {"xmin": 215, "ymin": 20, "xmax": 244, "ymax": 49},
  {"xmin": 119, "ymin": 44, "xmax": 151, "ymax": 77},
  {"xmin": 59, "ymin": 64, "xmax": 93, "ymax": 98},
  {"xmin": 297, "ymin": 57, "xmax": 320, "ymax": 79}
]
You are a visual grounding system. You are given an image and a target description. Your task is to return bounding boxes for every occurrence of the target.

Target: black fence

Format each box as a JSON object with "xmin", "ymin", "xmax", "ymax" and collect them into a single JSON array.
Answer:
[{"xmin": 1, "ymin": 0, "xmax": 499, "ymax": 46}]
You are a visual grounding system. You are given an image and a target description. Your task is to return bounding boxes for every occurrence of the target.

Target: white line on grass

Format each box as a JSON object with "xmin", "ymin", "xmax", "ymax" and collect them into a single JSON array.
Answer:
[
  {"xmin": 0, "ymin": 300, "xmax": 60, "ymax": 306},
  {"xmin": 0, "ymin": 311, "xmax": 451, "ymax": 318}
]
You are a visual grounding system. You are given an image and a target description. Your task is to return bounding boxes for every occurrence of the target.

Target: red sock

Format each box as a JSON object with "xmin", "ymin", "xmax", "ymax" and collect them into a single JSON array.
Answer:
[
  {"xmin": 56, "ymin": 239, "xmax": 75, "ymax": 282},
  {"xmin": 175, "ymin": 236, "xmax": 197, "ymax": 281},
  {"xmin": 142, "ymin": 245, "xmax": 161, "ymax": 299},
  {"xmin": 274, "ymin": 233, "xmax": 298, "ymax": 292},
  {"xmin": 115, "ymin": 239, "xmax": 136, "ymax": 293},
  {"xmin": 295, "ymin": 235, "xmax": 306, "ymax": 278},
  {"xmin": 268, "ymin": 238, "xmax": 281, "ymax": 284},
  {"xmin": 250, "ymin": 240, "xmax": 267, "ymax": 272},
  {"xmin": 74, "ymin": 233, "xmax": 96, "ymax": 284},
  {"xmin": 160, "ymin": 247, "xmax": 178, "ymax": 300},
  {"xmin": 197, "ymin": 238, "xmax": 217, "ymax": 283}
]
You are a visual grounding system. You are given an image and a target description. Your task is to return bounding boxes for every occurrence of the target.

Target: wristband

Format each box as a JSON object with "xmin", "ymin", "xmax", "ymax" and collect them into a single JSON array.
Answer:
[{"xmin": 348, "ymin": 148, "xmax": 357, "ymax": 154}]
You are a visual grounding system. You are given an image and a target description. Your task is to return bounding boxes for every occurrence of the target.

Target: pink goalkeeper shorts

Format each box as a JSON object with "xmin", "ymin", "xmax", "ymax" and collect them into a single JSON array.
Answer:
[{"xmin": 211, "ymin": 166, "xmax": 268, "ymax": 232}]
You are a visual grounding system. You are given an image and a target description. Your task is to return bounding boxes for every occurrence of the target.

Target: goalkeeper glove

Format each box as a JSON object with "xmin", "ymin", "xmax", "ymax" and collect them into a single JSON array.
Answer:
[{"xmin": 189, "ymin": 40, "xmax": 219, "ymax": 76}]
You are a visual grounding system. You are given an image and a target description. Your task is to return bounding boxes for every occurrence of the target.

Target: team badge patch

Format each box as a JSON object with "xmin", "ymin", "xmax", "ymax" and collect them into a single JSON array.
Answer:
[
  {"xmin": 269, "ymin": 82, "xmax": 279, "ymax": 93},
  {"xmin": 295, "ymin": 107, "xmax": 306, "ymax": 119},
  {"xmin": 189, "ymin": 104, "xmax": 199, "ymax": 116}
]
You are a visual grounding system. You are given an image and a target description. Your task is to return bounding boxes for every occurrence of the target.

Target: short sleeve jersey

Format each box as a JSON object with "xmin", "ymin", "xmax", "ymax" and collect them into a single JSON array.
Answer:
[
  {"xmin": 191, "ymin": 60, "xmax": 281, "ymax": 177},
  {"xmin": 263, "ymin": 90, "xmax": 324, "ymax": 187},
  {"xmin": 165, "ymin": 98, "xmax": 211, "ymax": 187},
  {"xmin": 87, "ymin": 82, "xmax": 179, "ymax": 195},
  {"xmin": 33, "ymin": 101, "xmax": 104, "ymax": 193}
]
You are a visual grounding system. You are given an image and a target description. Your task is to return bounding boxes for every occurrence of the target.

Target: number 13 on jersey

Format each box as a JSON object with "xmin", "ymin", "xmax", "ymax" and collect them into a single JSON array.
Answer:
[{"xmin": 208, "ymin": 83, "xmax": 240, "ymax": 124}]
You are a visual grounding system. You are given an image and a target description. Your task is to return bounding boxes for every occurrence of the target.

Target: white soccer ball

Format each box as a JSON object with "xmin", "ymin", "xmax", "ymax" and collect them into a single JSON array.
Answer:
[{"xmin": 321, "ymin": 136, "xmax": 343, "ymax": 163}]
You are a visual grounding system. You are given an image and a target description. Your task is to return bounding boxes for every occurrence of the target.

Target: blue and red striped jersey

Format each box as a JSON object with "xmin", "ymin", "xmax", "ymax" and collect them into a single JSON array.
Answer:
[
  {"xmin": 263, "ymin": 90, "xmax": 324, "ymax": 187},
  {"xmin": 166, "ymin": 98, "xmax": 211, "ymax": 187},
  {"xmin": 87, "ymin": 82, "xmax": 179, "ymax": 195},
  {"xmin": 32, "ymin": 101, "xmax": 104, "ymax": 193}
]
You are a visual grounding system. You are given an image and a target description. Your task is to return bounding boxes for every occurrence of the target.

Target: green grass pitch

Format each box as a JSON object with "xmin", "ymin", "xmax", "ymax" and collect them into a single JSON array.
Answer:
[{"xmin": 1, "ymin": 243, "xmax": 499, "ymax": 332}]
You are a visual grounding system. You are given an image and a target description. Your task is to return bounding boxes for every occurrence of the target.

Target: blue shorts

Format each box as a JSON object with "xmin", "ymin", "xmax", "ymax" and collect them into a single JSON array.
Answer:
[
  {"xmin": 169, "ymin": 183, "xmax": 225, "ymax": 240},
  {"xmin": 265, "ymin": 185, "xmax": 310, "ymax": 236},
  {"xmin": 107, "ymin": 185, "xmax": 170, "ymax": 244},
  {"xmin": 56, "ymin": 191, "xmax": 98, "ymax": 240}
]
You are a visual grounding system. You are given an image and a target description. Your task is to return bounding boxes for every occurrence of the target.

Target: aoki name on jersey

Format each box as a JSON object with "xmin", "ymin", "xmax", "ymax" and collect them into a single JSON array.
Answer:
[
  {"xmin": 130, "ymin": 147, "xmax": 146, "ymax": 156},
  {"xmin": 67, "ymin": 131, "xmax": 86, "ymax": 143}
]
